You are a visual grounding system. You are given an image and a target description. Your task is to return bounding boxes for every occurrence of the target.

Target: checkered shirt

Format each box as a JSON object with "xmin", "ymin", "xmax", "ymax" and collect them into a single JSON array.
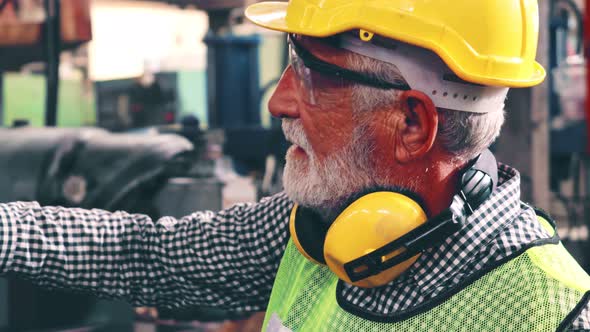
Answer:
[{"xmin": 0, "ymin": 164, "xmax": 588, "ymax": 330}]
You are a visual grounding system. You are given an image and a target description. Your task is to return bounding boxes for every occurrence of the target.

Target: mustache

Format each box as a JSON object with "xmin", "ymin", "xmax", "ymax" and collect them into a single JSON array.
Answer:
[{"xmin": 282, "ymin": 119, "xmax": 312, "ymax": 152}]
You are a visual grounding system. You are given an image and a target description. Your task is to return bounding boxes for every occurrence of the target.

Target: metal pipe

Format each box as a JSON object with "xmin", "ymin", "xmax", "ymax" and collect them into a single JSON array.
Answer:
[
  {"xmin": 0, "ymin": 71, "xmax": 3, "ymax": 126},
  {"xmin": 44, "ymin": 0, "xmax": 61, "ymax": 127},
  {"xmin": 585, "ymin": 0, "xmax": 590, "ymax": 155}
]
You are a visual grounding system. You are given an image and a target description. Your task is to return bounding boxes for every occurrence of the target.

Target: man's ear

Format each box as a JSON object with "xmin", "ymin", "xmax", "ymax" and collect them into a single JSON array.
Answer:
[{"xmin": 395, "ymin": 90, "xmax": 438, "ymax": 163}]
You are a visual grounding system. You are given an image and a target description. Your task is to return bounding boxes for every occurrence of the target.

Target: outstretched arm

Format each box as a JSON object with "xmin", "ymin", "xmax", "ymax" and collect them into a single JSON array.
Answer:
[{"xmin": 0, "ymin": 193, "xmax": 293, "ymax": 315}]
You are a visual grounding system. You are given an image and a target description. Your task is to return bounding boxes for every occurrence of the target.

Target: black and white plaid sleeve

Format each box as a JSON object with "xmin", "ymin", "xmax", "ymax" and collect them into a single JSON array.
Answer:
[
  {"xmin": 569, "ymin": 302, "xmax": 590, "ymax": 331},
  {"xmin": 0, "ymin": 192, "xmax": 293, "ymax": 314}
]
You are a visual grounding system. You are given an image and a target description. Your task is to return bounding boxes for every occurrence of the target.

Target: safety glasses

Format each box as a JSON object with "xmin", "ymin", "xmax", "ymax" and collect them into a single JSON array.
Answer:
[{"xmin": 287, "ymin": 33, "xmax": 411, "ymax": 105}]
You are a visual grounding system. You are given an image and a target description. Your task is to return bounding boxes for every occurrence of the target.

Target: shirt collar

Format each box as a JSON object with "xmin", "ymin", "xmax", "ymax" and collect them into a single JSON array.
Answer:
[
  {"xmin": 409, "ymin": 163, "xmax": 522, "ymax": 292},
  {"xmin": 338, "ymin": 164, "xmax": 541, "ymax": 314}
]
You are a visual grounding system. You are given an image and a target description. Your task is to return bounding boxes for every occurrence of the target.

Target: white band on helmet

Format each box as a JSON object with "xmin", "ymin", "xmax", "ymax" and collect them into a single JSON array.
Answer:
[{"xmin": 340, "ymin": 36, "xmax": 509, "ymax": 113}]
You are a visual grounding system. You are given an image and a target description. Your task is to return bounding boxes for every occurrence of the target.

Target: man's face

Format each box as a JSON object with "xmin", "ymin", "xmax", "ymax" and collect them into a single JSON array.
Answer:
[{"xmin": 269, "ymin": 36, "xmax": 377, "ymax": 210}]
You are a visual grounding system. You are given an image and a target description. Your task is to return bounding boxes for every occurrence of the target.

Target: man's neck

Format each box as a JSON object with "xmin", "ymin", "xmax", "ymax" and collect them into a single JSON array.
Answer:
[
  {"xmin": 420, "ymin": 171, "xmax": 463, "ymax": 217},
  {"xmin": 375, "ymin": 154, "xmax": 467, "ymax": 218},
  {"xmin": 310, "ymin": 166, "xmax": 464, "ymax": 224}
]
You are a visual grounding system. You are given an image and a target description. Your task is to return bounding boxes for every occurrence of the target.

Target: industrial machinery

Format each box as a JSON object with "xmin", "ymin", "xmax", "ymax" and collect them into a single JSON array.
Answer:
[
  {"xmin": 548, "ymin": 0, "xmax": 589, "ymax": 271},
  {"xmin": 0, "ymin": 0, "xmax": 92, "ymax": 127},
  {"xmin": 95, "ymin": 73, "xmax": 180, "ymax": 131},
  {"xmin": 1, "ymin": 0, "xmax": 285, "ymax": 330},
  {"xmin": 190, "ymin": 0, "xmax": 289, "ymax": 199},
  {"xmin": 0, "ymin": 124, "xmax": 224, "ymax": 331}
]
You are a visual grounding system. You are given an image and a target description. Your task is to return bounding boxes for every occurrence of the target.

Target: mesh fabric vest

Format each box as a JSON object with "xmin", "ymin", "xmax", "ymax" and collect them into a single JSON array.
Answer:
[{"xmin": 263, "ymin": 218, "xmax": 590, "ymax": 331}]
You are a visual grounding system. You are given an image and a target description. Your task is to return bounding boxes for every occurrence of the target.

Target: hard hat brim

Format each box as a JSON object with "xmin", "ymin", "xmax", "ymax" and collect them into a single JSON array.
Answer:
[
  {"xmin": 245, "ymin": 1, "xmax": 546, "ymax": 88},
  {"xmin": 245, "ymin": 2, "xmax": 335, "ymax": 37}
]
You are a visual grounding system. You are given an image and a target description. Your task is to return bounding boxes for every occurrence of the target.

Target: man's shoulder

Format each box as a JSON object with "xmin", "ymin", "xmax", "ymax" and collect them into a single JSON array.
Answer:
[
  {"xmin": 221, "ymin": 192, "xmax": 293, "ymax": 216},
  {"xmin": 516, "ymin": 206, "xmax": 590, "ymax": 331},
  {"xmin": 514, "ymin": 205, "xmax": 590, "ymax": 289},
  {"xmin": 253, "ymin": 192, "xmax": 294, "ymax": 216}
]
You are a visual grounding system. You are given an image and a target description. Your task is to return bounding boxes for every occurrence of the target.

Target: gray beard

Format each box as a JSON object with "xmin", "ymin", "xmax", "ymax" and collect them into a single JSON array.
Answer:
[{"xmin": 282, "ymin": 120, "xmax": 375, "ymax": 219}]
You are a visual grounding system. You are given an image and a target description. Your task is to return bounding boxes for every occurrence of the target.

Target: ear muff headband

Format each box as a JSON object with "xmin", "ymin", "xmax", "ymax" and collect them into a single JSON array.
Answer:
[{"xmin": 289, "ymin": 150, "xmax": 498, "ymax": 288}]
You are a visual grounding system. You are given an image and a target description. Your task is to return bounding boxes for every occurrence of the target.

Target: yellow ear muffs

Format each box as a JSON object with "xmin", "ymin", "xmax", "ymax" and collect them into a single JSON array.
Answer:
[
  {"xmin": 290, "ymin": 192, "xmax": 428, "ymax": 288},
  {"xmin": 289, "ymin": 149, "xmax": 498, "ymax": 288},
  {"xmin": 324, "ymin": 192, "xmax": 428, "ymax": 288}
]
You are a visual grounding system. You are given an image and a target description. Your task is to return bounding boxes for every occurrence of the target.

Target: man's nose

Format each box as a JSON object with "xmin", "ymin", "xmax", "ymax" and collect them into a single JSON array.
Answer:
[{"xmin": 268, "ymin": 66, "xmax": 301, "ymax": 119}]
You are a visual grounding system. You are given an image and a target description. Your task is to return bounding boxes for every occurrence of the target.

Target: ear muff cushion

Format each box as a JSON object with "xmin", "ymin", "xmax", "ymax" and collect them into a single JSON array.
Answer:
[
  {"xmin": 290, "ymin": 205, "xmax": 331, "ymax": 265},
  {"xmin": 323, "ymin": 192, "xmax": 428, "ymax": 287}
]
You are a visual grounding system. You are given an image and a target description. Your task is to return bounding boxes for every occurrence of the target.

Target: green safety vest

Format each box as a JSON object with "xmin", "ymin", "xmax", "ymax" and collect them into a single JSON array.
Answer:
[{"xmin": 263, "ymin": 217, "xmax": 590, "ymax": 331}]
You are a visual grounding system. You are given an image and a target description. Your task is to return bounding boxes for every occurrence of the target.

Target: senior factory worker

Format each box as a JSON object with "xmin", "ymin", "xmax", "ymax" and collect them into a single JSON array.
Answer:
[{"xmin": 1, "ymin": 0, "xmax": 589, "ymax": 331}]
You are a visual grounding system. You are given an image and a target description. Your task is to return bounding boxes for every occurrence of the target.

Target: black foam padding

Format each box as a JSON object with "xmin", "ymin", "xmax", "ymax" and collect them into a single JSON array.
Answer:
[
  {"xmin": 471, "ymin": 149, "xmax": 498, "ymax": 192},
  {"xmin": 460, "ymin": 149, "xmax": 498, "ymax": 211},
  {"xmin": 293, "ymin": 207, "xmax": 332, "ymax": 264}
]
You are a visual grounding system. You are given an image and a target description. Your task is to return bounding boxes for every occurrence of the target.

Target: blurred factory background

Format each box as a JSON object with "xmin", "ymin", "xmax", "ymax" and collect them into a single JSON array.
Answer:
[{"xmin": 0, "ymin": 0, "xmax": 588, "ymax": 331}]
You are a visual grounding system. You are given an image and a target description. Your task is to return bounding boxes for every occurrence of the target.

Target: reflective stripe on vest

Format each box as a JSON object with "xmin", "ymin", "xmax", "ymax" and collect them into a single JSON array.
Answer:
[{"xmin": 263, "ymin": 217, "xmax": 590, "ymax": 331}]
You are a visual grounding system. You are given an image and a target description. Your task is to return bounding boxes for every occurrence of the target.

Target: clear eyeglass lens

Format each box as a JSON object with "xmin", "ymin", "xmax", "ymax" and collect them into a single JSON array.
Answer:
[
  {"xmin": 289, "ymin": 43, "xmax": 316, "ymax": 104},
  {"xmin": 288, "ymin": 40, "xmax": 348, "ymax": 106}
]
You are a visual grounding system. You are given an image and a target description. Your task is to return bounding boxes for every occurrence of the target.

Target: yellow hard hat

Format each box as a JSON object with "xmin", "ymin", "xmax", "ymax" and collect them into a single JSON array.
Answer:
[{"xmin": 245, "ymin": 0, "xmax": 546, "ymax": 88}]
